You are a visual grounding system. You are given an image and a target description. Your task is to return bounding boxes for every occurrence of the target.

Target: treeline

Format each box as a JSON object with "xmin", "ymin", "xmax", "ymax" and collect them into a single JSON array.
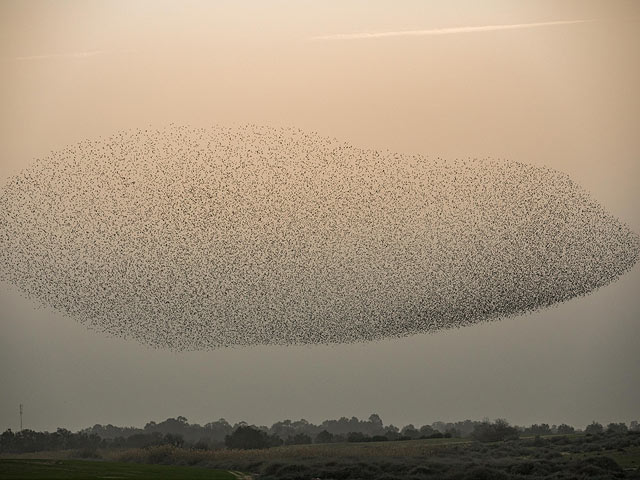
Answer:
[
  {"xmin": 0, "ymin": 429, "xmax": 186, "ymax": 454},
  {"xmin": 224, "ymin": 419, "xmax": 637, "ymax": 450},
  {"xmin": 1, "ymin": 415, "xmax": 638, "ymax": 453},
  {"xmin": 78, "ymin": 414, "xmax": 522, "ymax": 447}
]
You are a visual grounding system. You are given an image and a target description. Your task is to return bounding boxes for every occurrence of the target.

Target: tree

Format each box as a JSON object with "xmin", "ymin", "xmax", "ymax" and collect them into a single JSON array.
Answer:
[
  {"xmin": 401, "ymin": 424, "xmax": 420, "ymax": 439},
  {"xmin": 526, "ymin": 424, "xmax": 552, "ymax": 436},
  {"xmin": 445, "ymin": 428, "xmax": 459, "ymax": 438},
  {"xmin": 224, "ymin": 426, "xmax": 270, "ymax": 450},
  {"xmin": 585, "ymin": 422, "xmax": 604, "ymax": 435},
  {"xmin": 366, "ymin": 414, "xmax": 385, "ymax": 435},
  {"xmin": 267, "ymin": 434, "xmax": 283, "ymax": 447},
  {"xmin": 285, "ymin": 433, "xmax": 312, "ymax": 445},
  {"xmin": 556, "ymin": 424, "xmax": 575, "ymax": 435},
  {"xmin": 368, "ymin": 414, "xmax": 383, "ymax": 427},
  {"xmin": 163, "ymin": 433, "xmax": 184, "ymax": 447},
  {"xmin": 419, "ymin": 425, "xmax": 436, "ymax": 437},
  {"xmin": 193, "ymin": 439, "xmax": 209, "ymax": 450},
  {"xmin": 472, "ymin": 419, "xmax": 519, "ymax": 442},
  {"xmin": 0, "ymin": 430, "xmax": 15, "ymax": 453},
  {"xmin": 204, "ymin": 418, "xmax": 233, "ymax": 444},
  {"xmin": 384, "ymin": 425, "xmax": 400, "ymax": 441},
  {"xmin": 606, "ymin": 423, "xmax": 628, "ymax": 434},
  {"xmin": 347, "ymin": 431, "xmax": 369, "ymax": 443},
  {"xmin": 315, "ymin": 430, "xmax": 334, "ymax": 444}
]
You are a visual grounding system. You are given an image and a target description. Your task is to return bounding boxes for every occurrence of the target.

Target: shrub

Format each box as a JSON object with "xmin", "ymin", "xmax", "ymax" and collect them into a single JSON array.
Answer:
[{"xmin": 580, "ymin": 455, "xmax": 622, "ymax": 472}]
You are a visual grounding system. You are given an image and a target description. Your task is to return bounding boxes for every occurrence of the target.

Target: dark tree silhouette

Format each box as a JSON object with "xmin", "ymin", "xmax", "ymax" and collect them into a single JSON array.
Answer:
[
  {"xmin": 225, "ymin": 426, "xmax": 270, "ymax": 450},
  {"xmin": 557, "ymin": 424, "xmax": 575, "ymax": 435},
  {"xmin": 285, "ymin": 433, "xmax": 312, "ymax": 445},
  {"xmin": 315, "ymin": 430, "xmax": 334, "ymax": 444},
  {"xmin": 471, "ymin": 419, "xmax": 519, "ymax": 442},
  {"xmin": 606, "ymin": 423, "xmax": 628, "ymax": 434},
  {"xmin": 585, "ymin": 422, "xmax": 604, "ymax": 435}
]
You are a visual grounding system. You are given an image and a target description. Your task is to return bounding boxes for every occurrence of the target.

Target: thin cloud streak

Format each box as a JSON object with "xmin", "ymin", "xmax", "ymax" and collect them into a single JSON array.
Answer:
[
  {"xmin": 312, "ymin": 19, "xmax": 598, "ymax": 41},
  {"xmin": 15, "ymin": 50, "xmax": 106, "ymax": 61}
]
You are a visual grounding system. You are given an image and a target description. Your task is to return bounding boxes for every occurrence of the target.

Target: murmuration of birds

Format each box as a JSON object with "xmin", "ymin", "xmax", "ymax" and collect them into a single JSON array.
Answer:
[{"xmin": 0, "ymin": 125, "xmax": 638, "ymax": 350}]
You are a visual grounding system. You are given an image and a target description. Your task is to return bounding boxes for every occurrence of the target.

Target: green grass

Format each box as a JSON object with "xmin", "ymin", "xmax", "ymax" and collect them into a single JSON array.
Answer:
[{"xmin": 0, "ymin": 459, "xmax": 236, "ymax": 479}]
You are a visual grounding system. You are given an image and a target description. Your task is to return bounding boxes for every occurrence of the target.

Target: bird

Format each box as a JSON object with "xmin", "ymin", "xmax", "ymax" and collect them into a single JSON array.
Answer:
[{"xmin": 0, "ymin": 124, "xmax": 637, "ymax": 350}]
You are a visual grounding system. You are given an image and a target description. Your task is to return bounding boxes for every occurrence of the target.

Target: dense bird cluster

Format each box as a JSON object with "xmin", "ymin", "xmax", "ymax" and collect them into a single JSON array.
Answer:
[{"xmin": 0, "ymin": 125, "xmax": 638, "ymax": 350}]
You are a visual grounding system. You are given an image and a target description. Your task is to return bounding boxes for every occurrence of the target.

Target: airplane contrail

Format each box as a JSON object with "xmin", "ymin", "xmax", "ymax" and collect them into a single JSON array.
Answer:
[
  {"xmin": 311, "ymin": 19, "xmax": 598, "ymax": 41},
  {"xmin": 15, "ymin": 50, "xmax": 106, "ymax": 61}
]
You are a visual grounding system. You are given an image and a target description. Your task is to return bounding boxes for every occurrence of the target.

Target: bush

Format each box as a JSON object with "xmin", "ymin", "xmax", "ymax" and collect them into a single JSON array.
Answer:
[
  {"xmin": 532, "ymin": 435, "xmax": 546, "ymax": 447},
  {"xmin": 509, "ymin": 461, "xmax": 535, "ymax": 475},
  {"xmin": 409, "ymin": 465, "xmax": 435, "ymax": 475},
  {"xmin": 580, "ymin": 455, "xmax": 623, "ymax": 472}
]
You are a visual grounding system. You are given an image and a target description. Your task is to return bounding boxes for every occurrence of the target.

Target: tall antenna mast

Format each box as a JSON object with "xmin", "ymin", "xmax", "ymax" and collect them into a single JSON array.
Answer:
[{"xmin": 19, "ymin": 404, "xmax": 23, "ymax": 431}]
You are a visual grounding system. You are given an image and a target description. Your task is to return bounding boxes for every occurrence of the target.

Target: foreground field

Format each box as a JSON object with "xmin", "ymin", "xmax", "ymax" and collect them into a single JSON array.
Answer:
[
  {"xmin": 0, "ymin": 459, "xmax": 236, "ymax": 479},
  {"xmin": 108, "ymin": 433, "xmax": 640, "ymax": 479},
  {"xmin": 2, "ymin": 433, "xmax": 640, "ymax": 479},
  {"xmin": 108, "ymin": 436, "xmax": 472, "ymax": 464}
]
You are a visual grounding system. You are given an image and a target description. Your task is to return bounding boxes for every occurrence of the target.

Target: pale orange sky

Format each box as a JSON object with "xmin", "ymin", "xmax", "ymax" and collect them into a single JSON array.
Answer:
[{"xmin": 1, "ymin": 1, "xmax": 639, "ymax": 431}]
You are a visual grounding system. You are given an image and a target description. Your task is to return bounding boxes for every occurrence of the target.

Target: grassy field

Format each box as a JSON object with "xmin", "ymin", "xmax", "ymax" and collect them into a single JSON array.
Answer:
[
  {"xmin": 0, "ymin": 459, "xmax": 236, "ymax": 479},
  {"xmin": 121, "ymin": 433, "xmax": 640, "ymax": 479},
  {"xmin": 108, "ymin": 436, "xmax": 472, "ymax": 465}
]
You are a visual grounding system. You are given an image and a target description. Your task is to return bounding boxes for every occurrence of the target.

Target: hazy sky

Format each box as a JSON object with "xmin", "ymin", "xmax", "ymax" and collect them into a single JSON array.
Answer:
[{"xmin": 1, "ymin": 0, "xmax": 639, "ymax": 433}]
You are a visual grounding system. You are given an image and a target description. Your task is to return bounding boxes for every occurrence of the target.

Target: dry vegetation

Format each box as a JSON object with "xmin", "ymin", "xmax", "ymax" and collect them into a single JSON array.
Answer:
[
  {"xmin": 102, "ymin": 433, "xmax": 640, "ymax": 479},
  {"xmin": 3, "ymin": 432, "xmax": 640, "ymax": 479},
  {"xmin": 108, "ymin": 437, "xmax": 470, "ymax": 464}
]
